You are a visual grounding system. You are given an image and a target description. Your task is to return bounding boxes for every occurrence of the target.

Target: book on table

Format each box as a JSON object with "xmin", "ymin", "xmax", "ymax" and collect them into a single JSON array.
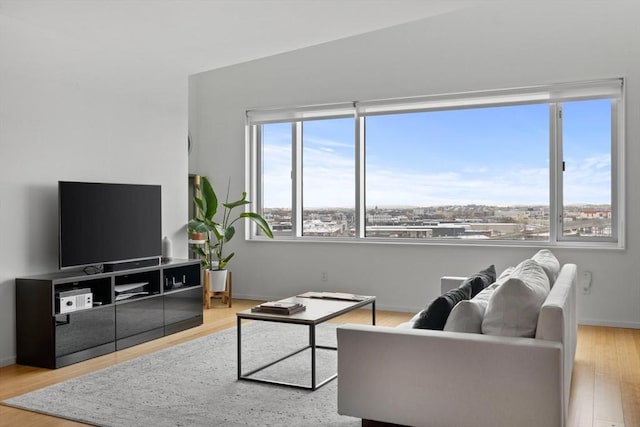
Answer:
[
  {"xmin": 251, "ymin": 301, "xmax": 306, "ymax": 315},
  {"xmin": 296, "ymin": 291, "xmax": 369, "ymax": 301}
]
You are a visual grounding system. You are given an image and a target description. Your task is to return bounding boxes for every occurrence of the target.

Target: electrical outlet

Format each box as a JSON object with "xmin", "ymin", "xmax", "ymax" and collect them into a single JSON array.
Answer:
[{"xmin": 321, "ymin": 271, "xmax": 328, "ymax": 282}]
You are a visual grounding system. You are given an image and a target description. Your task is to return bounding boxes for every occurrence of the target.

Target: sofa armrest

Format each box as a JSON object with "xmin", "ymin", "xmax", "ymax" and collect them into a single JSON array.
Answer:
[
  {"xmin": 441, "ymin": 276, "xmax": 467, "ymax": 293},
  {"xmin": 337, "ymin": 324, "xmax": 564, "ymax": 427},
  {"xmin": 536, "ymin": 263, "xmax": 577, "ymax": 422}
]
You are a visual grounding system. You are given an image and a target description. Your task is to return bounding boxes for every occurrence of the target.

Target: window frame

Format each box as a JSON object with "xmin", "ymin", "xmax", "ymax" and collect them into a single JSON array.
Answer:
[{"xmin": 247, "ymin": 79, "xmax": 625, "ymax": 249}]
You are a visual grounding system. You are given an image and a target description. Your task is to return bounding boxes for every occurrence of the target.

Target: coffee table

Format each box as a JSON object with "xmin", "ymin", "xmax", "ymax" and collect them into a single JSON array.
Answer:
[{"xmin": 236, "ymin": 294, "xmax": 376, "ymax": 390}]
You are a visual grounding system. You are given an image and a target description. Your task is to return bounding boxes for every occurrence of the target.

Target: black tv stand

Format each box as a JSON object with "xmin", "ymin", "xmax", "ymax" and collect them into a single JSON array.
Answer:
[
  {"xmin": 103, "ymin": 257, "xmax": 160, "ymax": 272},
  {"xmin": 16, "ymin": 258, "xmax": 202, "ymax": 369}
]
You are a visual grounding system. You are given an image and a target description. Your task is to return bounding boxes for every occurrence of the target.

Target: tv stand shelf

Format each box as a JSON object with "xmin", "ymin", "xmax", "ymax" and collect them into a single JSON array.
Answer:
[{"xmin": 16, "ymin": 258, "xmax": 202, "ymax": 369}]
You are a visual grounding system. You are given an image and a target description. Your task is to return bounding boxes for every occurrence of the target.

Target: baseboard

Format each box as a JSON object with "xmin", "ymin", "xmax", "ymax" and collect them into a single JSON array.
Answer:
[
  {"xmin": 362, "ymin": 419, "xmax": 409, "ymax": 427},
  {"xmin": 232, "ymin": 293, "xmax": 275, "ymax": 302},
  {"xmin": 579, "ymin": 318, "xmax": 640, "ymax": 329},
  {"xmin": 0, "ymin": 355, "xmax": 16, "ymax": 367}
]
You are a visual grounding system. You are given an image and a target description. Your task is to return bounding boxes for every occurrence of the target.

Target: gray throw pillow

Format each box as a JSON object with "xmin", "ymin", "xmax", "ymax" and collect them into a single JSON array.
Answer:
[
  {"xmin": 413, "ymin": 286, "xmax": 471, "ymax": 330},
  {"xmin": 465, "ymin": 264, "xmax": 496, "ymax": 298}
]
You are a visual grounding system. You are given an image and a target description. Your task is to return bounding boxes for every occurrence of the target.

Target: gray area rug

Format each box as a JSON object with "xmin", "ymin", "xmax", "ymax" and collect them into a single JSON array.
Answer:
[{"xmin": 4, "ymin": 322, "xmax": 359, "ymax": 426}]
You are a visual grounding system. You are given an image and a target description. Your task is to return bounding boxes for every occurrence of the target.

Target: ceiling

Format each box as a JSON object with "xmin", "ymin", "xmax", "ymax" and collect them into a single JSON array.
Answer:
[{"xmin": 0, "ymin": 0, "xmax": 474, "ymax": 77}]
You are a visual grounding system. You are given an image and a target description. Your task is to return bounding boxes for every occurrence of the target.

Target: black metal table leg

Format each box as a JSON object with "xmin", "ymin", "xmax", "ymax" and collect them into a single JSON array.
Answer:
[
  {"xmin": 310, "ymin": 324, "xmax": 316, "ymax": 390},
  {"xmin": 372, "ymin": 300, "xmax": 376, "ymax": 325},
  {"xmin": 237, "ymin": 316, "xmax": 242, "ymax": 380}
]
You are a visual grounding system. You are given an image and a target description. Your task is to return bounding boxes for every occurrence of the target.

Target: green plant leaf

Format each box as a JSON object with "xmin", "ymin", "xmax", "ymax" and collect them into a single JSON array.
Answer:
[
  {"xmin": 211, "ymin": 225, "xmax": 223, "ymax": 242},
  {"xmin": 193, "ymin": 247, "xmax": 209, "ymax": 268},
  {"xmin": 241, "ymin": 212, "xmax": 274, "ymax": 238},
  {"xmin": 222, "ymin": 191, "xmax": 248, "ymax": 210},
  {"xmin": 188, "ymin": 219, "xmax": 211, "ymax": 233},
  {"xmin": 202, "ymin": 177, "xmax": 218, "ymax": 220},
  {"xmin": 224, "ymin": 226, "xmax": 235, "ymax": 242},
  {"xmin": 223, "ymin": 200, "xmax": 250, "ymax": 209},
  {"xmin": 187, "ymin": 219, "xmax": 200, "ymax": 232},
  {"xmin": 193, "ymin": 197, "xmax": 206, "ymax": 218}
]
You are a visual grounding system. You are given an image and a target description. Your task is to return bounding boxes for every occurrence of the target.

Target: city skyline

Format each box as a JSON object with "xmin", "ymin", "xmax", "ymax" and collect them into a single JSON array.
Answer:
[
  {"xmin": 263, "ymin": 202, "xmax": 612, "ymax": 211},
  {"xmin": 263, "ymin": 203, "xmax": 612, "ymax": 240}
]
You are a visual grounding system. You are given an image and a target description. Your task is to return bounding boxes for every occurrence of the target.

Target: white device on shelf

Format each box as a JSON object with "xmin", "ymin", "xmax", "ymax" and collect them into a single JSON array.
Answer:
[
  {"xmin": 57, "ymin": 288, "xmax": 93, "ymax": 314},
  {"xmin": 115, "ymin": 282, "xmax": 148, "ymax": 293},
  {"xmin": 114, "ymin": 282, "xmax": 150, "ymax": 301}
]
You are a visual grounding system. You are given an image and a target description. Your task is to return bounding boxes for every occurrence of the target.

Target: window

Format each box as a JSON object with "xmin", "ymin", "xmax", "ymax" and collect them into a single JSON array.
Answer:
[
  {"xmin": 560, "ymin": 99, "xmax": 614, "ymax": 240},
  {"xmin": 302, "ymin": 118, "xmax": 355, "ymax": 237},
  {"xmin": 261, "ymin": 122, "xmax": 293, "ymax": 235},
  {"xmin": 365, "ymin": 105, "xmax": 549, "ymax": 240},
  {"xmin": 248, "ymin": 79, "xmax": 624, "ymax": 247}
]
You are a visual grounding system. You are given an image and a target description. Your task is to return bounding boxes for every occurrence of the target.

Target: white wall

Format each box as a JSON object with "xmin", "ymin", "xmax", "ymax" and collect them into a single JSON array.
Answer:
[
  {"xmin": 0, "ymin": 15, "xmax": 189, "ymax": 365},
  {"xmin": 190, "ymin": 2, "xmax": 640, "ymax": 328}
]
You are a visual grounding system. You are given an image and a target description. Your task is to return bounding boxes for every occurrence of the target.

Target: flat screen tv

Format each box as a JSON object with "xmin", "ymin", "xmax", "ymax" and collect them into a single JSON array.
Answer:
[{"xmin": 59, "ymin": 181, "xmax": 162, "ymax": 270}]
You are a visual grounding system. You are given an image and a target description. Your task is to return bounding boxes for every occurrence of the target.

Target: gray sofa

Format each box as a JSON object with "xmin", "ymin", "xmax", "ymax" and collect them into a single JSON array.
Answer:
[{"xmin": 337, "ymin": 254, "xmax": 577, "ymax": 427}]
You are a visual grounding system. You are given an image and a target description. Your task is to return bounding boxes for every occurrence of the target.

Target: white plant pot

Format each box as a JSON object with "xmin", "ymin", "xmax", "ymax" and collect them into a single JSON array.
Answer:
[{"xmin": 206, "ymin": 269, "xmax": 228, "ymax": 292}]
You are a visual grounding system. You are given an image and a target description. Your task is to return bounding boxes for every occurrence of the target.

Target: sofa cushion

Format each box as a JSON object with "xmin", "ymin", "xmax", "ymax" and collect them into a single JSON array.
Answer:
[
  {"xmin": 481, "ymin": 259, "xmax": 550, "ymax": 337},
  {"xmin": 413, "ymin": 285, "xmax": 471, "ymax": 330},
  {"xmin": 531, "ymin": 249, "xmax": 561, "ymax": 285},
  {"xmin": 497, "ymin": 266, "xmax": 515, "ymax": 281},
  {"xmin": 443, "ymin": 283, "xmax": 496, "ymax": 333}
]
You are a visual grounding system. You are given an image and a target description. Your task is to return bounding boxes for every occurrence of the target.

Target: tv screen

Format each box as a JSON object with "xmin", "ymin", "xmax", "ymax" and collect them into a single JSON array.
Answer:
[{"xmin": 59, "ymin": 181, "xmax": 162, "ymax": 269}]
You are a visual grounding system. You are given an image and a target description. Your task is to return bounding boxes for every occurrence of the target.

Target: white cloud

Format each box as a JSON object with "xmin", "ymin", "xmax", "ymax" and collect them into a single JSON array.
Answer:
[
  {"xmin": 304, "ymin": 135, "xmax": 353, "ymax": 150},
  {"xmin": 262, "ymin": 144, "xmax": 610, "ymax": 208}
]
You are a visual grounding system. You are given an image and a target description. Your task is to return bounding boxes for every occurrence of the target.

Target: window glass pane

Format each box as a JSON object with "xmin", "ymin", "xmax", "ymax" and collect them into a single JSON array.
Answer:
[
  {"xmin": 262, "ymin": 123, "xmax": 292, "ymax": 235},
  {"xmin": 302, "ymin": 118, "xmax": 355, "ymax": 237},
  {"xmin": 365, "ymin": 104, "xmax": 550, "ymax": 241},
  {"xmin": 562, "ymin": 99, "xmax": 612, "ymax": 238}
]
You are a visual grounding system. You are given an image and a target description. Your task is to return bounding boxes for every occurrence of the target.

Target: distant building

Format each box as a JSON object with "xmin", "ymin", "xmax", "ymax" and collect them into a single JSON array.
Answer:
[
  {"xmin": 366, "ymin": 213, "xmax": 393, "ymax": 224},
  {"xmin": 366, "ymin": 226, "xmax": 434, "ymax": 238},
  {"xmin": 494, "ymin": 209, "xmax": 530, "ymax": 220},
  {"xmin": 271, "ymin": 221, "xmax": 292, "ymax": 232},
  {"xmin": 580, "ymin": 210, "xmax": 611, "ymax": 219},
  {"xmin": 303, "ymin": 219, "xmax": 344, "ymax": 237}
]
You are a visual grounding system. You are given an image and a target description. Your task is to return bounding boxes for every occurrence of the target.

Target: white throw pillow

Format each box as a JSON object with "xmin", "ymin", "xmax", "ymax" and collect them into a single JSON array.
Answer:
[
  {"xmin": 531, "ymin": 249, "xmax": 561, "ymax": 285},
  {"xmin": 481, "ymin": 259, "xmax": 550, "ymax": 337},
  {"xmin": 497, "ymin": 266, "xmax": 515, "ymax": 281},
  {"xmin": 444, "ymin": 280, "xmax": 503, "ymax": 333}
]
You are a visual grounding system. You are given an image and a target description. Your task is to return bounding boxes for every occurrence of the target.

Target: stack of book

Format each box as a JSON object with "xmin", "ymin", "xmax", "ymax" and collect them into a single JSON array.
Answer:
[{"xmin": 251, "ymin": 301, "xmax": 306, "ymax": 315}]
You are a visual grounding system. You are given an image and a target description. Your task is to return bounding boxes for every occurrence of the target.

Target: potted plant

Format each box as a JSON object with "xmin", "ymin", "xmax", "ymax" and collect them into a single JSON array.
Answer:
[{"xmin": 188, "ymin": 176, "xmax": 273, "ymax": 292}]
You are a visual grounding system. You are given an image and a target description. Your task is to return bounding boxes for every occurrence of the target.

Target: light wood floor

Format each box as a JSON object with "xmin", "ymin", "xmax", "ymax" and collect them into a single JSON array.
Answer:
[{"xmin": 0, "ymin": 300, "xmax": 638, "ymax": 426}]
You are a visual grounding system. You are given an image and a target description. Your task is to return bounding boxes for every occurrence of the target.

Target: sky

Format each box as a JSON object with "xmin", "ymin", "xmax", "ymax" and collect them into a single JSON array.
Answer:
[{"xmin": 261, "ymin": 99, "xmax": 612, "ymax": 209}]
